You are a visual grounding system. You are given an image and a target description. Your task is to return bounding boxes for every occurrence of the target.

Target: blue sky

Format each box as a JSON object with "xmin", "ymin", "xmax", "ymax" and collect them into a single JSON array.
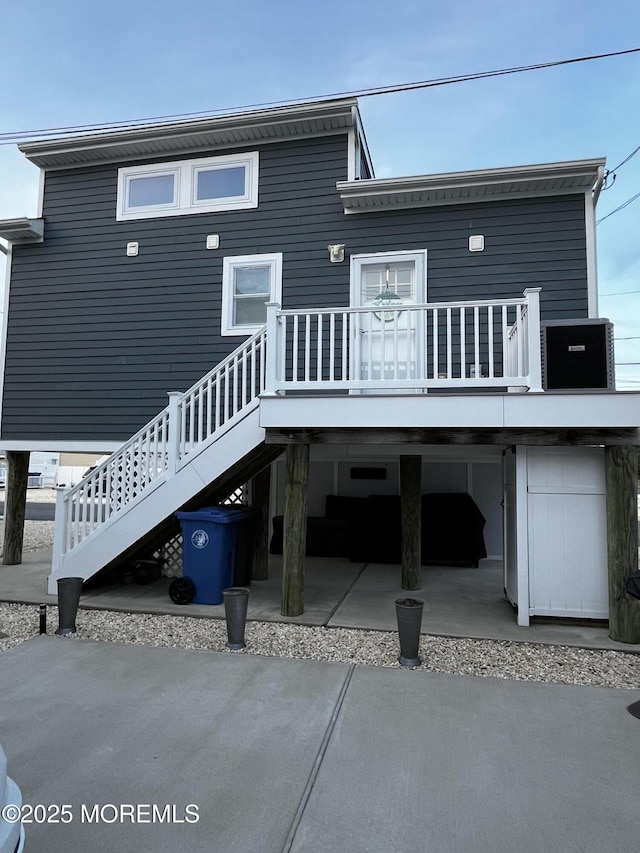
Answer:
[{"xmin": 1, "ymin": 0, "xmax": 639, "ymax": 385}]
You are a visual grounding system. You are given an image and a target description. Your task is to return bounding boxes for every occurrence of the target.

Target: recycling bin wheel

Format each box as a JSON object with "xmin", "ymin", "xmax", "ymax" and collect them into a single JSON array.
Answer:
[{"xmin": 169, "ymin": 576, "xmax": 196, "ymax": 605}]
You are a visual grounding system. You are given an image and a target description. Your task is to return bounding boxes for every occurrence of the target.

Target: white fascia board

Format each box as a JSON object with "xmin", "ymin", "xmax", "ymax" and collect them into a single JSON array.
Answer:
[
  {"xmin": 19, "ymin": 98, "xmax": 358, "ymax": 168},
  {"xmin": 337, "ymin": 158, "xmax": 606, "ymax": 212},
  {"xmin": 260, "ymin": 391, "xmax": 640, "ymax": 431},
  {"xmin": 260, "ymin": 394, "xmax": 506, "ymax": 429},
  {"xmin": 0, "ymin": 440, "xmax": 122, "ymax": 453},
  {"xmin": 503, "ymin": 392, "xmax": 640, "ymax": 428},
  {"xmin": 0, "ymin": 217, "xmax": 44, "ymax": 243}
]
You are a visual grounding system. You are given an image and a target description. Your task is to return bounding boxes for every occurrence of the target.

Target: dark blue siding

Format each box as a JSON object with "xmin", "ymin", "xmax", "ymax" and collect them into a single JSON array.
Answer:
[{"xmin": 3, "ymin": 134, "xmax": 588, "ymax": 441}]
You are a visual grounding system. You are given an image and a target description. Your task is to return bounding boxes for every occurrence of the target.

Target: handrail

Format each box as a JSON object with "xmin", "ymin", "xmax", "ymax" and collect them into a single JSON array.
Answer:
[
  {"xmin": 267, "ymin": 288, "xmax": 542, "ymax": 394},
  {"xmin": 54, "ymin": 326, "xmax": 267, "ymax": 563}
]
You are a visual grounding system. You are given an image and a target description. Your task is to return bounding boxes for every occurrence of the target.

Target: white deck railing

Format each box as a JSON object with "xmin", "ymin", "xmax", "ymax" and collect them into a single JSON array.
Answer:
[
  {"xmin": 53, "ymin": 328, "xmax": 267, "ymax": 563},
  {"xmin": 266, "ymin": 287, "xmax": 542, "ymax": 394},
  {"xmin": 53, "ymin": 288, "xmax": 542, "ymax": 567}
]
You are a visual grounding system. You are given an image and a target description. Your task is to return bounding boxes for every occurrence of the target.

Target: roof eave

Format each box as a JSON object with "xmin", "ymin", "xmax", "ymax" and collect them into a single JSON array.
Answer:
[
  {"xmin": 337, "ymin": 158, "xmax": 606, "ymax": 213},
  {"xmin": 19, "ymin": 97, "xmax": 360, "ymax": 169},
  {"xmin": 0, "ymin": 217, "xmax": 44, "ymax": 243}
]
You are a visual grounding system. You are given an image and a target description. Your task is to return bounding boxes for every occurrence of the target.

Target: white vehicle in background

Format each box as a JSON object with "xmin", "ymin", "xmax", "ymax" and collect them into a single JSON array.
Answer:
[{"xmin": 0, "ymin": 744, "xmax": 24, "ymax": 852}]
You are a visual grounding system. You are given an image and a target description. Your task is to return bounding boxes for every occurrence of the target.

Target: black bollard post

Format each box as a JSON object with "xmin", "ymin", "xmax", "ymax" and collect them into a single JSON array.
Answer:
[
  {"xmin": 39, "ymin": 604, "xmax": 47, "ymax": 635},
  {"xmin": 222, "ymin": 587, "xmax": 250, "ymax": 650},
  {"xmin": 395, "ymin": 597, "xmax": 424, "ymax": 667},
  {"xmin": 55, "ymin": 577, "xmax": 84, "ymax": 636}
]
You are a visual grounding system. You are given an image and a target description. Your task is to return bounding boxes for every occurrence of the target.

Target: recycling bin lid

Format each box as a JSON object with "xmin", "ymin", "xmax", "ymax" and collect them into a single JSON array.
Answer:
[{"xmin": 175, "ymin": 506, "xmax": 251, "ymax": 524}]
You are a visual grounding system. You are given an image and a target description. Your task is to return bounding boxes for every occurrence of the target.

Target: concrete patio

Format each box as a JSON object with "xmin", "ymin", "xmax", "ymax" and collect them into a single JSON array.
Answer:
[{"xmin": 1, "ymin": 547, "xmax": 639, "ymax": 652}]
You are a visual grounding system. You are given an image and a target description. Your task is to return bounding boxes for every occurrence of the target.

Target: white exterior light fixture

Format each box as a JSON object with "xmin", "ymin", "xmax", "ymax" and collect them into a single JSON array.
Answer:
[{"xmin": 328, "ymin": 244, "xmax": 345, "ymax": 263}]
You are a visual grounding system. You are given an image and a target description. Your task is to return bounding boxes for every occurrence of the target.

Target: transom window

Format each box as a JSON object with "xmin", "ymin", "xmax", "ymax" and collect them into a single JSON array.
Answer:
[
  {"xmin": 221, "ymin": 253, "xmax": 282, "ymax": 336},
  {"xmin": 117, "ymin": 152, "xmax": 259, "ymax": 221}
]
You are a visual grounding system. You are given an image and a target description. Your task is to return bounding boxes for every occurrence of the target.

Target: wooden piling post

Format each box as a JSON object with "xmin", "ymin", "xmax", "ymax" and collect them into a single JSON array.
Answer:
[
  {"xmin": 282, "ymin": 444, "xmax": 309, "ymax": 616},
  {"xmin": 605, "ymin": 445, "xmax": 640, "ymax": 643},
  {"xmin": 400, "ymin": 455, "xmax": 422, "ymax": 590},
  {"xmin": 2, "ymin": 451, "xmax": 30, "ymax": 565},
  {"xmin": 251, "ymin": 465, "xmax": 271, "ymax": 581}
]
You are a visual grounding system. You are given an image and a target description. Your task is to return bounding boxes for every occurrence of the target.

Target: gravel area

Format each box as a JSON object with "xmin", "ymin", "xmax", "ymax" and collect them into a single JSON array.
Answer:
[
  {"xmin": 0, "ymin": 488, "xmax": 638, "ymax": 690},
  {"xmin": 0, "ymin": 602, "xmax": 638, "ymax": 690}
]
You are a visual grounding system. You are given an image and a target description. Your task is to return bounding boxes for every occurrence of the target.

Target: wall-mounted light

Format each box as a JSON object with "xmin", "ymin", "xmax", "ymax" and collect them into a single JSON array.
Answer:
[
  {"xmin": 327, "ymin": 243, "xmax": 345, "ymax": 263},
  {"xmin": 126, "ymin": 242, "xmax": 139, "ymax": 257},
  {"xmin": 468, "ymin": 235, "xmax": 485, "ymax": 252},
  {"xmin": 206, "ymin": 234, "xmax": 220, "ymax": 250}
]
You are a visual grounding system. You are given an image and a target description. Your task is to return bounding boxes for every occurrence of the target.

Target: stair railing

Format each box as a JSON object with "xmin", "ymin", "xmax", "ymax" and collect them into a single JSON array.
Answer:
[{"xmin": 53, "ymin": 326, "xmax": 267, "ymax": 564}]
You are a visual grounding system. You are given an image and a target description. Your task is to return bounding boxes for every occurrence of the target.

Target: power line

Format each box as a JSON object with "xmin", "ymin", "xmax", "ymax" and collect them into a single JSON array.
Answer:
[
  {"xmin": 0, "ymin": 46, "xmax": 639, "ymax": 145},
  {"xmin": 597, "ymin": 189, "xmax": 640, "ymax": 224},
  {"xmin": 608, "ymin": 142, "xmax": 640, "ymax": 175},
  {"xmin": 601, "ymin": 290, "xmax": 640, "ymax": 296}
]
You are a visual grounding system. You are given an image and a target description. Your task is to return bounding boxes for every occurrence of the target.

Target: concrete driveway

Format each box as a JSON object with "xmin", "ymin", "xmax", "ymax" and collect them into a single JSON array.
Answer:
[{"xmin": 0, "ymin": 638, "xmax": 639, "ymax": 852}]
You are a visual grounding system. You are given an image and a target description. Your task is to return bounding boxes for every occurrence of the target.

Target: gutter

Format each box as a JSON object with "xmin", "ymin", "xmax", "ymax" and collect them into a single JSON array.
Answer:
[{"xmin": 592, "ymin": 164, "xmax": 605, "ymax": 206}]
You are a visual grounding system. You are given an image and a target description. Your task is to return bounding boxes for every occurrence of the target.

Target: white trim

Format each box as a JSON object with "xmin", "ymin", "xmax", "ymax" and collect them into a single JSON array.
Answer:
[
  {"xmin": 0, "ymin": 245, "xmax": 13, "ymax": 432},
  {"xmin": 347, "ymin": 125, "xmax": 356, "ymax": 183},
  {"xmin": 515, "ymin": 446, "xmax": 530, "ymax": 626},
  {"xmin": 20, "ymin": 98, "xmax": 358, "ymax": 168},
  {"xmin": 259, "ymin": 390, "xmax": 640, "ymax": 430},
  {"xmin": 221, "ymin": 252, "xmax": 283, "ymax": 337},
  {"xmin": 352, "ymin": 105, "xmax": 374, "ymax": 179},
  {"xmin": 584, "ymin": 190, "xmax": 599, "ymax": 318},
  {"xmin": 116, "ymin": 151, "xmax": 259, "ymax": 221},
  {"xmin": 36, "ymin": 168, "xmax": 46, "ymax": 218},
  {"xmin": 338, "ymin": 158, "xmax": 605, "ymax": 214},
  {"xmin": 0, "ymin": 440, "xmax": 121, "ymax": 452}
]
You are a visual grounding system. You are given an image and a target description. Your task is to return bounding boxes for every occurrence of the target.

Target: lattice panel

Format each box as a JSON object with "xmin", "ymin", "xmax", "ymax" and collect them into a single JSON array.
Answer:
[
  {"xmin": 222, "ymin": 484, "xmax": 249, "ymax": 505},
  {"xmin": 154, "ymin": 534, "xmax": 183, "ymax": 578}
]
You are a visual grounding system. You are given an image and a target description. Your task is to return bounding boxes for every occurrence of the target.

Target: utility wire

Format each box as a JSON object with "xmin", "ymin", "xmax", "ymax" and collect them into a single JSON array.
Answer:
[
  {"xmin": 608, "ymin": 143, "xmax": 640, "ymax": 174},
  {"xmin": 0, "ymin": 46, "xmax": 639, "ymax": 144},
  {"xmin": 601, "ymin": 290, "xmax": 640, "ymax": 296},
  {"xmin": 597, "ymin": 189, "xmax": 640, "ymax": 224}
]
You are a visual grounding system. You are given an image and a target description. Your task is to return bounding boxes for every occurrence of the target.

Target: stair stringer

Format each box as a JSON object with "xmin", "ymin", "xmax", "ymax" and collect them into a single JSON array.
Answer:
[{"xmin": 47, "ymin": 406, "xmax": 267, "ymax": 593}]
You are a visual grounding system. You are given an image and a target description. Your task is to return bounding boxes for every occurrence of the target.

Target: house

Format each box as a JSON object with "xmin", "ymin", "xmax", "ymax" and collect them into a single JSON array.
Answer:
[{"xmin": 0, "ymin": 97, "xmax": 638, "ymax": 641}]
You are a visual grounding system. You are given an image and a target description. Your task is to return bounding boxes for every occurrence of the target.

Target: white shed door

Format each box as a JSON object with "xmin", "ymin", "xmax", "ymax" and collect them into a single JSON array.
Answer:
[{"xmin": 527, "ymin": 447, "xmax": 608, "ymax": 618}]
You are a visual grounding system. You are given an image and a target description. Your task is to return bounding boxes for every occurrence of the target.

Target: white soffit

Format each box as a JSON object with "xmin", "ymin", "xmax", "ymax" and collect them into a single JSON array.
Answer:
[
  {"xmin": 18, "ymin": 98, "xmax": 359, "ymax": 168},
  {"xmin": 337, "ymin": 159, "xmax": 605, "ymax": 212}
]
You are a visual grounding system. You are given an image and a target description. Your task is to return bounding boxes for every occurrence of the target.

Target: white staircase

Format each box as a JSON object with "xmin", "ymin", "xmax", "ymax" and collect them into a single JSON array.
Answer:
[{"xmin": 49, "ymin": 328, "xmax": 269, "ymax": 593}]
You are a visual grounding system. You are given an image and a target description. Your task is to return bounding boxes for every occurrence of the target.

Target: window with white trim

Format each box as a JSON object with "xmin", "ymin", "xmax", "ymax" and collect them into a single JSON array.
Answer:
[
  {"xmin": 221, "ymin": 253, "xmax": 282, "ymax": 336},
  {"xmin": 116, "ymin": 152, "xmax": 259, "ymax": 220}
]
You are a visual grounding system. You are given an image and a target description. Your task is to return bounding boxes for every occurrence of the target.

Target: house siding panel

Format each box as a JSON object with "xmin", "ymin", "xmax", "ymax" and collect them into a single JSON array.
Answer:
[{"xmin": 3, "ymin": 134, "xmax": 589, "ymax": 441}]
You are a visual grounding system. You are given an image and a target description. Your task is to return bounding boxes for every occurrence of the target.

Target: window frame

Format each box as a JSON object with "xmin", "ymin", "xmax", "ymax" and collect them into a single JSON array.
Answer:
[
  {"xmin": 221, "ymin": 253, "xmax": 283, "ymax": 337},
  {"xmin": 116, "ymin": 151, "xmax": 259, "ymax": 221}
]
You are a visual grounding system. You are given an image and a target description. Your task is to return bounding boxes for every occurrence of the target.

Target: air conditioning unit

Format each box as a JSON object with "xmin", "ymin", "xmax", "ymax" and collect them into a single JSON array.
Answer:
[{"xmin": 540, "ymin": 319, "xmax": 615, "ymax": 391}]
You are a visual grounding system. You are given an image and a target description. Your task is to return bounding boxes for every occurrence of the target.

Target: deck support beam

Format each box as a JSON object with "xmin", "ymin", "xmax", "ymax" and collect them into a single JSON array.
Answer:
[
  {"xmin": 400, "ymin": 455, "xmax": 422, "ymax": 590},
  {"xmin": 251, "ymin": 465, "xmax": 271, "ymax": 581},
  {"xmin": 605, "ymin": 445, "xmax": 640, "ymax": 643},
  {"xmin": 2, "ymin": 451, "xmax": 30, "ymax": 565},
  {"xmin": 282, "ymin": 444, "xmax": 309, "ymax": 616}
]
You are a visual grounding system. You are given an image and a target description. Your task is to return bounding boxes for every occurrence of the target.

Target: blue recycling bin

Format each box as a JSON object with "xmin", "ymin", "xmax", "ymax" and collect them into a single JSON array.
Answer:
[{"xmin": 176, "ymin": 506, "xmax": 249, "ymax": 604}]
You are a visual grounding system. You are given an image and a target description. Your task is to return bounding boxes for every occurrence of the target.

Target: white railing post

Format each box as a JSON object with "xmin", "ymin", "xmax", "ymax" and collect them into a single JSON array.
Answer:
[
  {"xmin": 524, "ymin": 287, "xmax": 543, "ymax": 392},
  {"xmin": 52, "ymin": 487, "xmax": 69, "ymax": 572},
  {"xmin": 264, "ymin": 302, "xmax": 280, "ymax": 395},
  {"xmin": 166, "ymin": 391, "xmax": 182, "ymax": 476}
]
